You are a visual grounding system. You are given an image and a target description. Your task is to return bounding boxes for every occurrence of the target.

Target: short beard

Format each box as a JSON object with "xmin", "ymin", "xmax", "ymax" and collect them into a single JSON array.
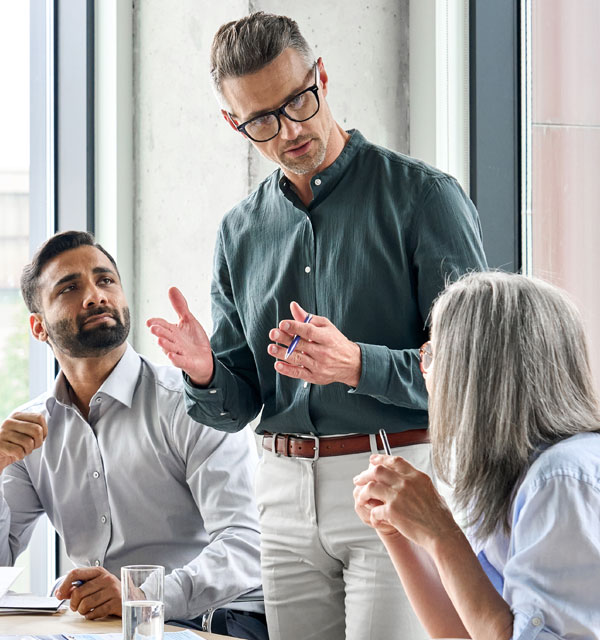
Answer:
[
  {"xmin": 46, "ymin": 306, "xmax": 130, "ymax": 358},
  {"xmin": 279, "ymin": 137, "xmax": 328, "ymax": 175}
]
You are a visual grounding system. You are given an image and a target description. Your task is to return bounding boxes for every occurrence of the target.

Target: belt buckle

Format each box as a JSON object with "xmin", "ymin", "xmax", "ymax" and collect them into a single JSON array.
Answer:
[{"xmin": 303, "ymin": 433, "xmax": 320, "ymax": 461}]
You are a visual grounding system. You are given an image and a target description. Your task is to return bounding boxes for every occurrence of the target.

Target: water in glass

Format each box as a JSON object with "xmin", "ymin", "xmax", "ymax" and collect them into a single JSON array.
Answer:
[{"xmin": 122, "ymin": 599, "xmax": 164, "ymax": 640}]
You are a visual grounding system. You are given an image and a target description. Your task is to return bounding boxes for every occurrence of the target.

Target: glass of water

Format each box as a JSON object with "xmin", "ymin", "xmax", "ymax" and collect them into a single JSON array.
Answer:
[{"xmin": 121, "ymin": 565, "xmax": 165, "ymax": 640}]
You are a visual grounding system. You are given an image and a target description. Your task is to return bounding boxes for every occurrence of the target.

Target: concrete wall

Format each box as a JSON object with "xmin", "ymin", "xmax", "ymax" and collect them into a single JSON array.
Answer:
[{"xmin": 133, "ymin": 1, "xmax": 409, "ymax": 361}]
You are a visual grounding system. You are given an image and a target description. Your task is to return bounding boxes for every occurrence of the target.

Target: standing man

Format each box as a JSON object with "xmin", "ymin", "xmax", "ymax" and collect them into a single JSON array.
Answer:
[
  {"xmin": 148, "ymin": 12, "xmax": 487, "ymax": 640},
  {"xmin": 0, "ymin": 231, "xmax": 266, "ymax": 639}
]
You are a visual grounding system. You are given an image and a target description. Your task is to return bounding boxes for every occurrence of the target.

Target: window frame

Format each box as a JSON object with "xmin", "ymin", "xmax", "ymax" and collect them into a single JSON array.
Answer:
[
  {"xmin": 29, "ymin": 0, "xmax": 95, "ymax": 593},
  {"xmin": 469, "ymin": 0, "xmax": 522, "ymax": 271}
]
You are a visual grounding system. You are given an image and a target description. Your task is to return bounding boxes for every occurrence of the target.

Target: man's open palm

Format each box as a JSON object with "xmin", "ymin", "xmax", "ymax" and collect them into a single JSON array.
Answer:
[{"xmin": 147, "ymin": 287, "xmax": 214, "ymax": 385}]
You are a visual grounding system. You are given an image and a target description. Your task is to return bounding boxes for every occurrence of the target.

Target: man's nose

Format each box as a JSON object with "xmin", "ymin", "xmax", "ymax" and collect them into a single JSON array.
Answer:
[
  {"xmin": 83, "ymin": 285, "xmax": 107, "ymax": 307},
  {"xmin": 279, "ymin": 116, "xmax": 303, "ymax": 140}
]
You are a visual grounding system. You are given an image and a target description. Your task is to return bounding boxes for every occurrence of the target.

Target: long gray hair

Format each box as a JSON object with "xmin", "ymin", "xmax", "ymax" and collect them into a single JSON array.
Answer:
[
  {"xmin": 210, "ymin": 12, "xmax": 314, "ymax": 97},
  {"xmin": 429, "ymin": 271, "xmax": 600, "ymax": 541}
]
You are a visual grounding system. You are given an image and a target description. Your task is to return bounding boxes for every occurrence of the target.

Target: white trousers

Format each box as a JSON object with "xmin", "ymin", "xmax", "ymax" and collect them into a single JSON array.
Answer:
[{"xmin": 255, "ymin": 440, "xmax": 432, "ymax": 640}]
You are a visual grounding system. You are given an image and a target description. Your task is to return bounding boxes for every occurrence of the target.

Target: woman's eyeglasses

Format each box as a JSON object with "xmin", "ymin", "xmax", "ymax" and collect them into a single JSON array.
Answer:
[{"xmin": 419, "ymin": 341, "xmax": 433, "ymax": 376}]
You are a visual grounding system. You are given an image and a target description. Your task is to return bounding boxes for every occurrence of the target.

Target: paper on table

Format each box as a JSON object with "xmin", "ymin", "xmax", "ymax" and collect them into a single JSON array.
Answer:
[
  {"xmin": 0, "ymin": 568, "xmax": 22, "ymax": 599},
  {"xmin": 62, "ymin": 632, "xmax": 199, "ymax": 640},
  {"xmin": 0, "ymin": 631, "xmax": 199, "ymax": 640}
]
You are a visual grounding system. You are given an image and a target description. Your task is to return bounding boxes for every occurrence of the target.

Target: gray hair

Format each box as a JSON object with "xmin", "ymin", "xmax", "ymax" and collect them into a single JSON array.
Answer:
[
  {"xmin": 429, "ymin": 271, "xmax": 600, "ymax": 541},
  {"xmin": 210, "ymin": 12, "xmax": 314, "ymax": 97}
]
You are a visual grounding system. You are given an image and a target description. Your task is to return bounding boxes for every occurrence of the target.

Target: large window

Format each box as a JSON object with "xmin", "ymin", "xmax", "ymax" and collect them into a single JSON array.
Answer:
[
  {"xmin": 0, "ymin": 0, "xmax": 34, "ymax": 595},
  {"xmin": 0, "ymin": 0, "xmax": 94, "ymax": 595}
]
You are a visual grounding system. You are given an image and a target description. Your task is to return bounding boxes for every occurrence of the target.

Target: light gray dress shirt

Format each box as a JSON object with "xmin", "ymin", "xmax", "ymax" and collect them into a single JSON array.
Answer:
[{"xmin": 0, "ymin": 344, "xmax": 262, "ymax": 621}]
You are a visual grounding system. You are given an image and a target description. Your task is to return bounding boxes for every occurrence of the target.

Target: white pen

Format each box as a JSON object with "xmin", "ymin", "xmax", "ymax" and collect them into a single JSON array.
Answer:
[{"xmin": 378, "ymin": 428, "xmax": 392, "ymax": 455}]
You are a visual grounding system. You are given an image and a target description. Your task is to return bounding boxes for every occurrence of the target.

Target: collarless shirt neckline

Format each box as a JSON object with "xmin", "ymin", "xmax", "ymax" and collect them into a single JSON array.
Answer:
[{"xmin": 277, "ymin": 129, "xmax": 364, "ymax": 211}]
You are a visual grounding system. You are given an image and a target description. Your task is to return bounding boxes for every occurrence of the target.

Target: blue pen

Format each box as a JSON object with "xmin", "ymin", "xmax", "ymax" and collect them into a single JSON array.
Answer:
[{"xmin": 284, "ymin": 313, "xmax": 313, "ymax": 360}]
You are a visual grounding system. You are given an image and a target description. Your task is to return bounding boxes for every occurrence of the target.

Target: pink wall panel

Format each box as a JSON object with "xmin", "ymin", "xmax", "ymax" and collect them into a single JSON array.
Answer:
[{"xmin": 532, "ymin": 0, "xmax": 600, "ymax": 126}]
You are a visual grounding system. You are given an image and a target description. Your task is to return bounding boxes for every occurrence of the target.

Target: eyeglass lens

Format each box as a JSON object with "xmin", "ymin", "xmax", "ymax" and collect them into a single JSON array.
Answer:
[
  {"xmin": 420, "ymin": 342, "xmax": 433, "ymax": 373},
  {"xmin": 245, "ymin": 89, "xmax": 319, "ymax": 142}
]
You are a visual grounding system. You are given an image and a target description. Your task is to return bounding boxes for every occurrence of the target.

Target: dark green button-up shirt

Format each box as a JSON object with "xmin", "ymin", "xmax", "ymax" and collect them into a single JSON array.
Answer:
[{"xmin": 184, "ymin": 130, "xmax": 487, "ymax": 435}]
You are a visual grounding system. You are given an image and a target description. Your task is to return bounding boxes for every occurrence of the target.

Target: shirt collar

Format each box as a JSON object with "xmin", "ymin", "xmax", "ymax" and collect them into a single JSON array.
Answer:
[
  {"xmin": 45, "ymin": 343, "xmax": 141, "ymax": 414},
  {"xmin": 278, "ymin": 129, "xmax": 365, "ymax": 207}
]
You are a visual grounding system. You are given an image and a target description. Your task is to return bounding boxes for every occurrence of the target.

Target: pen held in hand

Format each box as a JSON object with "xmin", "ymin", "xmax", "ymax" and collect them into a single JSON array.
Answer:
[
  {"xmin": 379, "ymin": 428, "xmax": 392, "ymax": 455},
  {"xmin": 284, "ymin": 313, "xmax": 313, "ymax": 360}
]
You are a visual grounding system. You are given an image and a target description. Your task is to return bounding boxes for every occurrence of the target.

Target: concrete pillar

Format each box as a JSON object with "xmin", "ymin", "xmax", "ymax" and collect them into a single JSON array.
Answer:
[{"xmin": 133, "ymin": 1, "xmax": 409, "ymax": 361}]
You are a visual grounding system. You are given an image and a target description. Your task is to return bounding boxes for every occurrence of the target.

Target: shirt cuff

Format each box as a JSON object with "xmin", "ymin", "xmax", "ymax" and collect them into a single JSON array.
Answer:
[
  {"xmin": 182, "ymin": 359, "xmax": 243, "ymax": 429},
  {"xmin": 182, "ymin": 356, "xmax": 230, "ymax": 403},
  {"xmin": 511, "ymin": 607, "xmax": 549, "ymax": 640},
  {"xmin": 348, "ymin": 343, "xmax": 389, "ymax": 396}
]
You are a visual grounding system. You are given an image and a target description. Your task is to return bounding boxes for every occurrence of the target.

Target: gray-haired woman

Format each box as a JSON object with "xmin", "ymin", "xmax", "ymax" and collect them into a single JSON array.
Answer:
[{"xmin": 353, "ymin": 272, "xmax": 600, "ymax": 639}]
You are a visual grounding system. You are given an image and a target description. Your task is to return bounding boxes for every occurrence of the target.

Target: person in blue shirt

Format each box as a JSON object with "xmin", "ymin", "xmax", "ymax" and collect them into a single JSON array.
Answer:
[{"xmin": 354, "ymin": 271, "xmax": 600, "ymax": 639}]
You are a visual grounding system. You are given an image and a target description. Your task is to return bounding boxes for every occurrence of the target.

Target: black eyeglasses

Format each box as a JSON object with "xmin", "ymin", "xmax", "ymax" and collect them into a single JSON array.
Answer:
[{"xmin": 232, "ymin": 64, "xmax": 321, "ymax": 143}]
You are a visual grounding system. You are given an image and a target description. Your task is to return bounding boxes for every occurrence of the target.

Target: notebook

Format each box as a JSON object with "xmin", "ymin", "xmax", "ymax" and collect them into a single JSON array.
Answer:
[
  {"xmin": 0, "ymin": 594, "xmax": 65, "ymax": 614},
  {"xmin": 0, "ymin": 568, "xmax": 22, "ymax": 600}
]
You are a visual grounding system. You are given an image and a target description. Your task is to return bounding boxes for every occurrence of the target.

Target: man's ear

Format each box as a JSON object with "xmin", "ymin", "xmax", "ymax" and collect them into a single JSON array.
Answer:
[
  {"xmin": 317, "ymin": 57, "xmax": 329, "ymax": 97},
  {"xmin": 30, "ymin": 313, "xmax": 48, "ymax": 343},
  {"xmin": 221, "ymin": 109, "xmax": 243, "ymax": 134}
]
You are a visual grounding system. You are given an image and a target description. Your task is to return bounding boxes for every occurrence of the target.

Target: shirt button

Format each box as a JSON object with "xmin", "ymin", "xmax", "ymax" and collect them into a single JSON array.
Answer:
[
  {"xmin": 303, "ymin": 382, "xmax": 309, "ymax": 389},
  {"xmin": 314, "ymin": 178, "xmax": 322, "ymax": 186},
  {"xmin": 209, "ymin": 389, "xmax": 217, "ymax": 394},
  {"xmin": 96, "ymin": 397, "xmax": 102, "ymax": 403},
  {"xmin": 219, "ymin": 412, "xmax": 227, "ymax": 416},
  {"xmin": 94, "ymin": 560, "xmax": 100, "ymax": 566},
  {"xmin": 531, "ymin": 617, "xmax": 542, "ymax": 627},
  {"xmin": 304, "ymin": 266, "xmax": 311, "ymax": 274},
  {"xmin": 101, "ymin": 515, "xmax": 107, "ymax": 524},
  {"xmin": 93, "ymin": 471, "xmax": 100, "ymax": 479}
]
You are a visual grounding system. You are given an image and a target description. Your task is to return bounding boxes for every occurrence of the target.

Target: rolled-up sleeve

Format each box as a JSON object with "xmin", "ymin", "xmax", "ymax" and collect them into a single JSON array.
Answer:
[{"xmin": 502, "ymin": 475, "xmax": 600, "ymax": 638}]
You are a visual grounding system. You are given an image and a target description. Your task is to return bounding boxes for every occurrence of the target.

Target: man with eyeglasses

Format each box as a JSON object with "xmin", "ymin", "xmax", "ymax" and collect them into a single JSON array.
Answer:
[{"xmin": 148, "ymin": 12, "xmax": 487, "ymax": 640}]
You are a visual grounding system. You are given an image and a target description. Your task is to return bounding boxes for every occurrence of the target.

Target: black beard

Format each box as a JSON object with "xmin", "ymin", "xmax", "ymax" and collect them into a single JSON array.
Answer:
[{"xmin": 46, "ymin": 306, "xmax": 130, "ymax": 358}]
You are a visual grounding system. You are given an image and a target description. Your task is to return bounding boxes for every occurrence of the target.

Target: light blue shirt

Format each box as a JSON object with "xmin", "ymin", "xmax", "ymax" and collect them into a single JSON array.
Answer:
[
  {"xmin": 0, "ymin": 344, "xmax": 262, "ymax": 620},
  {"xmin": 471, "ymin": 432, "xmax": 600, "ymax": 639}
]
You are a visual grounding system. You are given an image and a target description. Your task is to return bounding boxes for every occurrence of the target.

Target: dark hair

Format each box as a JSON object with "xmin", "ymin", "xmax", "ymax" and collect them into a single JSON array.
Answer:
[
  {"xmin": 20, "ymin": 230, "xmax": 120, "ymax": 313},
  {"xmin": 210, "ymin": 12, "xmax": 314, "ymax": 96}
]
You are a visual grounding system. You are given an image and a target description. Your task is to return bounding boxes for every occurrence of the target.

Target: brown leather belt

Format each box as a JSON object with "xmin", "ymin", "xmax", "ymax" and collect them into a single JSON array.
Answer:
[{"xmin": 262, "ymin": 429, "xmax": 429, "ymax": 460}]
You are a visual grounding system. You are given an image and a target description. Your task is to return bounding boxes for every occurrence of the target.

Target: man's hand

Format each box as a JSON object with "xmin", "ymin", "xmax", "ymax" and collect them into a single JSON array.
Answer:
[
  {"xmin": 147, "ymin": 287, "xmax": 214, "ymax": 386},
  {"xmin": 0, "ymin": 412, "xmax": 47, "ymax": 472},
  {"xmin": 55, "ymin": 567, "xmax": 123, "ymax": 619},
  {"xmin": 267, "ymin": 301, "xmax": 362, "ymax": 387}
]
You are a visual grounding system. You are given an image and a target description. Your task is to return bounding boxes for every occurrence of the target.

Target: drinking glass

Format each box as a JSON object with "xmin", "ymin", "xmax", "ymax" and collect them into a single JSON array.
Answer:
[{"xmin": 121, "ymin": 565, "xmax": 164, "ymax": 640}]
